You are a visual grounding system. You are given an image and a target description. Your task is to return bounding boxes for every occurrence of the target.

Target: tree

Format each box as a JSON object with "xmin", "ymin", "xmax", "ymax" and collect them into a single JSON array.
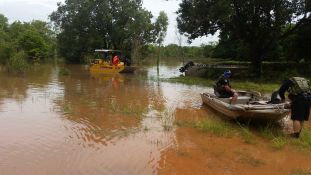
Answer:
[
  {"xmin": 50, "ymin": 0, "xmax": 157, "ymax": 63},
  {"xmin": 281, "ymin": 23, "xmax": 311, "ymax": 62},
  {"xmin": 177, "ymin": 0, "xmax": 311, "ymax": 77},
  {"xmin": 0, "ymin": 14, "xmax": 9, "ymax": 64},
  {"xmin": 0, "ymin": 14, "xmax": 56, "ymax": 66},
  {"xmin": 154, "ymin": 11, "xmax": 168, "ymax": 70}
]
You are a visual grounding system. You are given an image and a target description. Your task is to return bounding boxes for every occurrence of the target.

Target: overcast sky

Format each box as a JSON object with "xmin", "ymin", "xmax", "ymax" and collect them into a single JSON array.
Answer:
[{"xmin": 0, "ymin": 0, "xmax": 218, "ymax": 46}]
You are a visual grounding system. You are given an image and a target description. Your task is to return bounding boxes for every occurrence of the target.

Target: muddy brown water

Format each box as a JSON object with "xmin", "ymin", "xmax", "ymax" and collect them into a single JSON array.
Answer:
[{"xmin": 0, "ymin": 64, "xmax": 310, "ymax": 175}]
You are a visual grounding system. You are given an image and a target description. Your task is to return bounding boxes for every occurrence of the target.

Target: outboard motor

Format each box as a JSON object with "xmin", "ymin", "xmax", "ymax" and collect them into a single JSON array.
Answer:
[
  {"xmin": 123, "ymin": 57, "xmax": 131, "ymax": 66},
  {"xmin": 267, "ymin": 90, "xmax": 282, "ymax": 104},
  {"xmin": 179, "ymin": 61, "xmax": 194, "ymax": 73}
]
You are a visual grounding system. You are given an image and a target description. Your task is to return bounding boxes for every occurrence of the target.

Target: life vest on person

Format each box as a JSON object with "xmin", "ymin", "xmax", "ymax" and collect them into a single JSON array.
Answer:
[
  {"xmin": 113, "ymin": 56, "xmax": 119, "ymax": 66},
  {"xmin": 214, "ymin": 75, "xmax": 231, "ymax": 95},
  {"xmin": 288, "ymin": 77, "xmax": 311, "ymax": 95}
]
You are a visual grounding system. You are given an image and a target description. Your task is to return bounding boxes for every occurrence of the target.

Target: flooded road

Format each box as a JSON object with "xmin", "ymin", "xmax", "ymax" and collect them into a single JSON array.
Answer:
[{"xmin": 0, "ymin": 64, "xmax": 310, "ymax": 175}]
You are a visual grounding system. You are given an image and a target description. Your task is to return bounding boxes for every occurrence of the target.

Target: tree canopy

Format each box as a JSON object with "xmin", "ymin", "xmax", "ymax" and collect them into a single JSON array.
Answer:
[
  {"xmin": 177, "ymin": 0, "xmax": 311, "ymax": 77},
  {"xmin": 0, "ymin": 14, "xmax": 56, "ymax": 67},
  {"xmin": 50, "ymin": 0, "xmax": 168, "ymax": 63}
]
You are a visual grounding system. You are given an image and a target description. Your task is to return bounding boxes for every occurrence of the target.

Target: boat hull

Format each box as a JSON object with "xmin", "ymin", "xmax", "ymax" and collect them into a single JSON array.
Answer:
[
  {"xmin": 201, "ymin": 93, "xmax": 290, "ymax": 121},
  {"xmin": 119, "ymin": 66, "xmax": 137, "ymax": 73},
  {"xmin": 89, "ymin": 62, "xmax": 125, "ymax": 73}
]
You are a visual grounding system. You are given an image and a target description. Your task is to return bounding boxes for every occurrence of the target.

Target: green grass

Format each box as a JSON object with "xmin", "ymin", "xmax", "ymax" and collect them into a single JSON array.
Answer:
[
  {"xmin": 109, "ymin": 100, "xmax": 145, "ymax": 117},
  {"xmin": 239, "ymin": 126, "xmax": 257, "ymax": 144},
  {"xmin": 290, "ymin": 169, "xmax": 311, "ymax": 175},
  {"xmin": 235, "ymin": 121, "xmax": 257, "ymax": 144},
  {"xmin": 174, "ymin": 120, "xmax": 196, "ymax": 128},
  {"xmin": 258, "ymin": 122, "xmax": 284, "ymax": 139},
  {"xmin": 172, "ymin": 109, "xmax": 311, "ymax": 150},
  {"xmin": 195, "ymin": 119, "xmax": 235, "ymax": 137},
  {"xmin": 271, "ymin": 137, "xmax": 287, "ymax": 150},
  {"xmin": 165, "ymin": 76, "xmax": 279, "ymax": 93},
  {"xmin": 6, "ymin": 51, "xmax": 28, "ymax": 74},
  {"xmin": 161, "ymin": 107, "xmax": 175, "ymax": 131},
  {"xmin": 290, "ymin": 128, "xmax": 311, "ymax": 150},
  {"xmin": 165, "ymin": 76, "xmax": 214, "ymax": 87},
  {"xmin": 232, "ymin": 81, "xmax": 279, "ymax": 93}
]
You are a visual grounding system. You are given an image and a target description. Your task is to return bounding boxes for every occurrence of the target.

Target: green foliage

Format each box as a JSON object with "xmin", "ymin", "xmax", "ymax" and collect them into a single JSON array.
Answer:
[
  {"xmin": 50, "ymin": 0, "xmax": 162, "ymax": 63},
  {"xmin": 281, "ymin": 24, "xmax": 311, "ymax": 62},
  {"xmin": 144, "ymin": 44, "xmax": 213, "ymax": 58},
  {"xmin": 177, "ymin": 0, "xmax": 311, "ymax": 77},
  {"xmin": 195, "ymin": 119, "xmax": 234, "ymax": 137},
  {"xmin": 290, "ymin": 169, "xmax": 311, "ymax": 175},
  {"xmin": 271, "ymin": 137, "xmax": 287, "ymax": 150},
  {"xmin": 238, "ymin": 125, "xmax": 256, "ymax": 144},
  {"xmin": 6, "ymin": 51, "xmax": 28, "ymax": 74},
  {"xmin": 18, "ymin": 30, "xmax": 48, "ymax": 60},
  {"xmin": 154, "ymin": 11, "xmax": 168, "ymax": 46},
  {"xmin": 0, "ymin": 14, "xmax": 56, "ymax": 67}
]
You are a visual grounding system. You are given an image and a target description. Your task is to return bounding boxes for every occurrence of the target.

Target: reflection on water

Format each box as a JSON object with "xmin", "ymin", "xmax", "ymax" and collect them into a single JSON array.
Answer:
[
  {"xmin": 0, "ymin": 63, "xmax": 208, "ymax": 175},
  {"xmin": 0, "ymin": 63, "xmax": 310, "ymax": 175}
]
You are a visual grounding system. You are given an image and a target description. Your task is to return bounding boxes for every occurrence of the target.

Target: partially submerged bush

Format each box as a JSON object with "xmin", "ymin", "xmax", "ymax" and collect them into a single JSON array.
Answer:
[
  {"xmin": 6, "ymin": 51, "xmax": 28, "ymax": 74},
  {"xmin": 59, "ymin": 67, "xmax": 70, "ymax": 76}
]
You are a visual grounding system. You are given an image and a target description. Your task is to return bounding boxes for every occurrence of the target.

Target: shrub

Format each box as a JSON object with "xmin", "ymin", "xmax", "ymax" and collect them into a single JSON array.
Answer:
[{"xmin": 6, "ymin": 51, "xmax": 28, "ymax": 74}]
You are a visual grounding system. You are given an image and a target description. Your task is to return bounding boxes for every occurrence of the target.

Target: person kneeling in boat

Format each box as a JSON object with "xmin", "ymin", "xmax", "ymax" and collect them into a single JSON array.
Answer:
[
  {"xmin": 214, "ymin": 70, "xmax": 238, "ymax": 104},
  {"xmin": 278, "ymin": 77, "xmax": 311, "ymax": 138},
  {"xmin": 113, "ymin": 54, "xmax": 119, "ymax": 66}
]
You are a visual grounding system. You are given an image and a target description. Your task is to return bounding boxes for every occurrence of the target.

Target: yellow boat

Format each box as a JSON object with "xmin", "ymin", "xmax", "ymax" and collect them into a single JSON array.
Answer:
[
  {"xmin": 89, "ymin": 49, "xmax": 125, "ymax": 73},
  {"xmin": 89, "ymin": 59, "xmax": 125, "ymax": 73}
]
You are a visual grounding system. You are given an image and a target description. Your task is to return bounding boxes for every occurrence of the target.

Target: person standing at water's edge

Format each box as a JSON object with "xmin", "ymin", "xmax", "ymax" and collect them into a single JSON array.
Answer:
[
  {"xmin": 278, "ymin": 77, "xmax": 311, "ymax": 138},
  {"xmin": 214, "ymin": 70, "xmax": 238, "ymax": 104}
]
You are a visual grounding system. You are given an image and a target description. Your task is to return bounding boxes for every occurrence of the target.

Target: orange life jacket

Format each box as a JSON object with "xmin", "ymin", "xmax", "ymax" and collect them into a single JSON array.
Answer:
[{"xmin": 113, "ymin": 56, "xmax": 119, "ymax": 66}]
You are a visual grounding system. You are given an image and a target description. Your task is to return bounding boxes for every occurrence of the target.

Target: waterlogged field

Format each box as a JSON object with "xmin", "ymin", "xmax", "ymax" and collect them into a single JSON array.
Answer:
[{"xmin": 0, "ymin": 63, "xmax": 310, "ymax": 175}]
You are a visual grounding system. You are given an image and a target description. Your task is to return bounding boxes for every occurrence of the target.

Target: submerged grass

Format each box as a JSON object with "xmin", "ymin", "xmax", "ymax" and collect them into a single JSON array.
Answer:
[
  {"xmin": 290, "ymin": 169, "xmax": 311, "ymax": 175},
  {"xmin": 109, "ymin": 100, "xmax": 145, "ymax": 117},
  {"xmin": 59, "ymin": 67, "xmax": 70, "ymax": 76},
  {"xmin": 174, "ymin": 120, "xmax": 196, "ymax": 128},
  {"xmin": 234, "ymin": 150, "xmax": 265, "ymax": 167},
  {"xmin": 63, "ymin": 102, "xmax": 73, "ymax": 114},
  {"xmin": 195, "ymin": 119, "xmax": 235, "ymax": 137},
  {"xmin": 161, "ymin": 107, "xmax": 175, "ymax": 131}
]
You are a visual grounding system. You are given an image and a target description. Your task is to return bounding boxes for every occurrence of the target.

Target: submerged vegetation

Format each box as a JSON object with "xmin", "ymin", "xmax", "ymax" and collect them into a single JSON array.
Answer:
[
  {"xmin": 6, "ymin": 51, "xmax": 28, "ymax": 74},
  {"xmin": 0, "ymin": 14, "xmax": 56, "ymax": 74}
]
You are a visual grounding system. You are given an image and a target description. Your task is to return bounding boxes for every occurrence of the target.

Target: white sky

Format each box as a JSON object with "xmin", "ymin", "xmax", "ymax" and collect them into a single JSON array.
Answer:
[{"xmin": 0, "ymin": 0, "xmax": 218, "ymax": 46}]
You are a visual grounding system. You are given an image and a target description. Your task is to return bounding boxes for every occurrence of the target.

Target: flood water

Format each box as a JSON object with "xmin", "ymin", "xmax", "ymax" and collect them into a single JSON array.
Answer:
[{"xmin": 0, "ymin": 63, "xmax": 310, "ymax": 175}]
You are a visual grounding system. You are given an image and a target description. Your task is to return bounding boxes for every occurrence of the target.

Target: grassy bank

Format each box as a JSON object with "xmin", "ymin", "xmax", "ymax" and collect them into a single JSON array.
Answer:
[
  {"xmin": 175, "ymin": 118, "xmax": 311, "ymax": 151},
  {"xmin": 165, "ymin": 76, "xmax": 279, "ymax": 93}
]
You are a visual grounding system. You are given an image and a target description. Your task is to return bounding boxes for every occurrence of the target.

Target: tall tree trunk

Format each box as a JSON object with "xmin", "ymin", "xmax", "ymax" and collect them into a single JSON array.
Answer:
[
  {"xmin": 250, "ymin": 51, "xmax": 262, "ymax": 78},
  {"xmin": 157, "ymin": 44, "xmax": 160, "ymax": 74}
]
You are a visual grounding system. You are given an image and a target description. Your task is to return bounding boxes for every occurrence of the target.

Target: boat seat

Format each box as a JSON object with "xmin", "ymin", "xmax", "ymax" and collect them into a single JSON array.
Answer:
[{"xmin": 218, "ymin": 96, "xmax": 252, "ymax": 104}]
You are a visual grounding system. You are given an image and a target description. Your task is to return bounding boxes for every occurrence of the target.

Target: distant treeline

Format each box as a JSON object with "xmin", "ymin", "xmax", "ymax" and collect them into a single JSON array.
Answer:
[
  {"xmin": 141, "ymin": 44, "xmax": 214, "ymax": 59},
  {"xmin": 0, "ymin": 14, "xmax": 56, "ymax": 73},
  {"xmin": 144, "ymin": 24, "xmax": 311, "ymax": 63}
]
